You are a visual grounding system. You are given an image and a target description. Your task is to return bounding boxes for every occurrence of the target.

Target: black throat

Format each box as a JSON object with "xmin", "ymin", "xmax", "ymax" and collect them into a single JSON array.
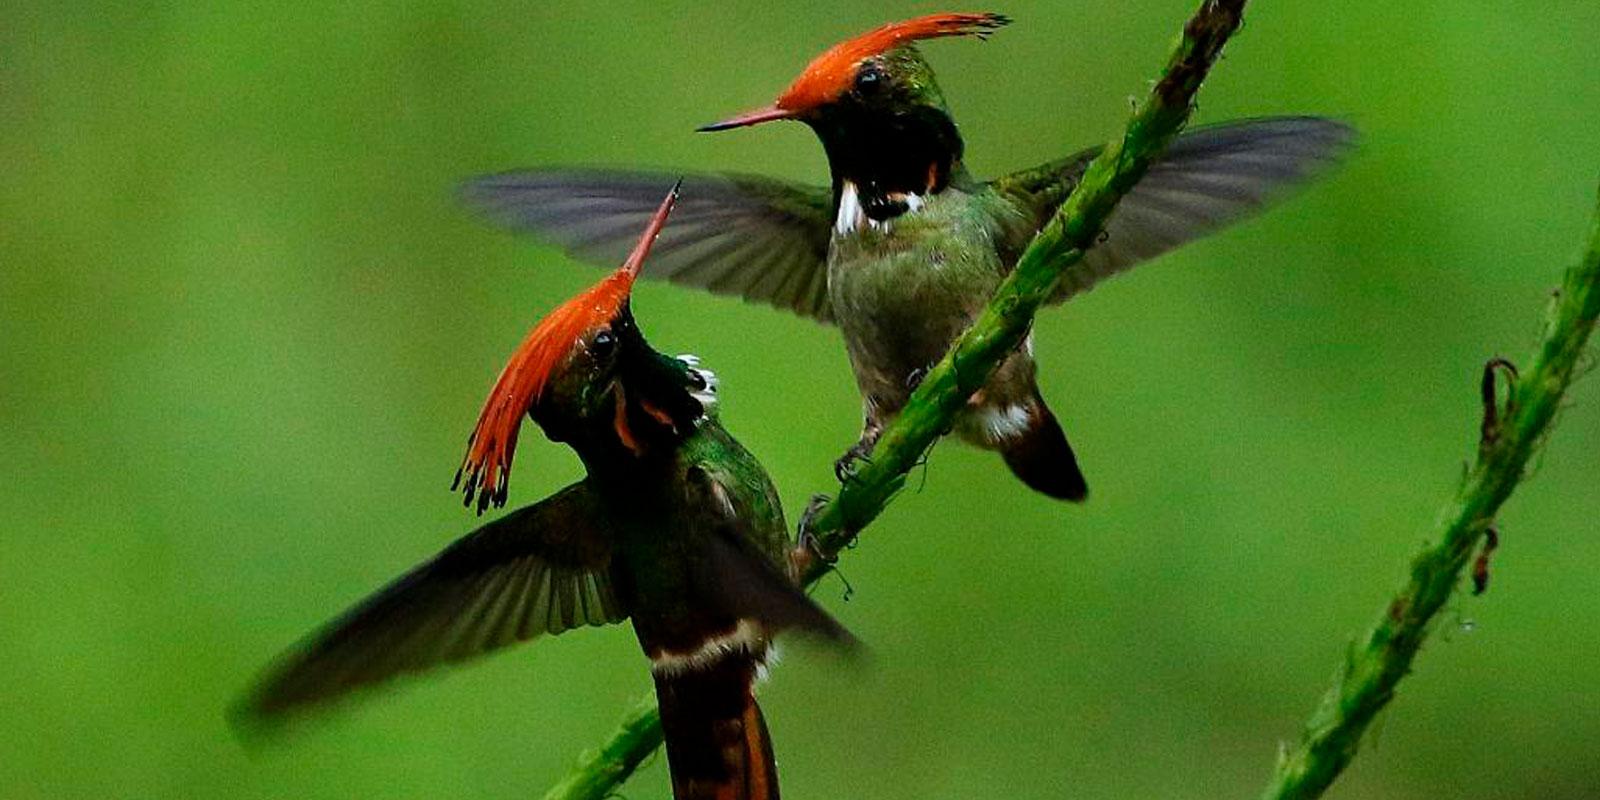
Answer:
[
  {"xmin": 539, "ymin": 329, "xmax": 713, "ymax": 479},
  {"xmin": 812, "ymin": 104, "xmax": 965, "ymax": 224}
]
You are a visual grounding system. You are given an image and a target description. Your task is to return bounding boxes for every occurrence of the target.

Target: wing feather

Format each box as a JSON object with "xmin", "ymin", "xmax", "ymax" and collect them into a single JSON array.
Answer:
[
  {"xmin": 237, "ymin": 483, "xmax": 625, "ymax": 721},
  {"xmin": 462, "ymin": 170, "xmax": 836, "ymax": 321},
  {"xmin": 992, "ymin": 116, "xmax": 1355, "ymax": 302}
]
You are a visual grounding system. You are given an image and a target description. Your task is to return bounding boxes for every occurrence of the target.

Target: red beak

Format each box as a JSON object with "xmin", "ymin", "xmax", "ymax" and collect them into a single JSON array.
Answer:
[{"xmin": 695, "ymin": 105, "xmax": 794, "ymax": 132}]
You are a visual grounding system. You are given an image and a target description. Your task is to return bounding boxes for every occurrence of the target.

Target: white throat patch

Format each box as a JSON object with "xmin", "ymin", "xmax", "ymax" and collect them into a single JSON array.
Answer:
[
  {"xmin": 835, "ymin": 180, "xmax": 925, "ymax": 236},
  {"xmin": 835, "ymin": 181, "xmax": 865, "ymax": 235}
]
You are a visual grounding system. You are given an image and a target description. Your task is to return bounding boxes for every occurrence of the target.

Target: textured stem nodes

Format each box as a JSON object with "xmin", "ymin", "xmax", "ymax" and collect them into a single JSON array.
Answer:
[{"xmin": 1259, "ymin": 188, "xmax": 1600, "ymax": 800}]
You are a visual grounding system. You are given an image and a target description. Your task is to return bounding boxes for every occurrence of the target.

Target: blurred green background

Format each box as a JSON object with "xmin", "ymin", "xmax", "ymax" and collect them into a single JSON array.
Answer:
[{"xmin": 4, "ymin": 1, "xmax": 1599, "ymax": 798}]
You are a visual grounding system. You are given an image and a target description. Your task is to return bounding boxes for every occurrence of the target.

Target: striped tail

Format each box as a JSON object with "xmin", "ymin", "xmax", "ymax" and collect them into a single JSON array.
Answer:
[{"xmin": 653, "ymin": 653, "xmax": 778, "ymax": 800}]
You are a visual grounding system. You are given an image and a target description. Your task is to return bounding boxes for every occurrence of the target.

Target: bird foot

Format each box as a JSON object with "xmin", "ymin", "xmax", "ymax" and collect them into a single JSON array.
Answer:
[
  {"xmin": 791, "ymin": 494, "xmax": 837, "ymax": 577},
  {"xmin": 833, "ymin": 441, "xmax": 875, "ymax": 483}
]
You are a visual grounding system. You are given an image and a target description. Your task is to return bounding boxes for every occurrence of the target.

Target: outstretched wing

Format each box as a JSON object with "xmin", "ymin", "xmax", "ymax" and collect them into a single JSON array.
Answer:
[
  {"xmin": 463, "ymin": 170, "xmax": 837, "ymax": 322},
  {"xmin": 992, "ymin": 116, "xmax": 1355, "ymax": 301},
  {"xmin": 238, "ymin": 483, "xmax": 625, "ymax": 722}
]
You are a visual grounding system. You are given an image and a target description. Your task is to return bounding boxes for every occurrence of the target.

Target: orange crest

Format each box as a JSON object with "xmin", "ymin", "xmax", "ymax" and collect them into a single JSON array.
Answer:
[
  {"xmin": 455, "ymin": 182, "xmax": 680, "ymax": 513},
  {"xmin": 777, "ymin": 12, "xmax": 1009, "ymax": 112}
]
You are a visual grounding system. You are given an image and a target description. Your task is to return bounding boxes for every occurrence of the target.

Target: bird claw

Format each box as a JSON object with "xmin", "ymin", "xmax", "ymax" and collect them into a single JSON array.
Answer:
[
  {"xmin": 834, "ymin": 444, "xmax": 873, "ymax": 483},
  {"xmin": 905, "ymin": 366, "xmax": 928, "ymax": 391},
  {"xmin": 790, "ymin": 494, "xmax": 837, "ymax": 577},
  {"xmin": 798, "ymin": 494, "xmax": 835, "ymax": 561}
]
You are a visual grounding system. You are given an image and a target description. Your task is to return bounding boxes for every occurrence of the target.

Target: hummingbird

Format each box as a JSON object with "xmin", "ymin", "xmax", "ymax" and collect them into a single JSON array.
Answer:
[
  {"xmin": 461, "ymin": 12, "xmax": 1353, "ymax": 502},
  {"xmin": 238, "ymin": 185, "xmax": 852, "ymax": 800}
]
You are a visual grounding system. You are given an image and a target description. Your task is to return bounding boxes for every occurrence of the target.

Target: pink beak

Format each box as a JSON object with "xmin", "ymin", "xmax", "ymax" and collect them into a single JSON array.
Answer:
[{"xmin": 696, "ymin": 105, "xmax": 795, "ymax": 132}]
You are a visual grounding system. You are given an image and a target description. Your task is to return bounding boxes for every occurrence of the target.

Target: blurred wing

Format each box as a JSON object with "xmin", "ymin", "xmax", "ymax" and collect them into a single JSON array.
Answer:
[
  {"xmin": 239, "ymin": 483, "xmax": 624, "ymax": 721},
  {"xmin": 993, "ymin": 116, "xmax": 1355, "ymax": 301},
  {"xmin": 463, "ymin": 169, "xmax": 837, "ymax": 322},
  {"xmin": 685, "ymin": 465, "xmax": 856, "ymax": 649}
]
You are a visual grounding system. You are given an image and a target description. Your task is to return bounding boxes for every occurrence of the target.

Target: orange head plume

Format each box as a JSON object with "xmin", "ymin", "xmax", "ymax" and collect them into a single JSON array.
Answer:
[
  {"xmin": 454, "ymin": 180, "xmax": 681, "ymax": 513},
  {"xmin": 698, "ymin": 12, "xmax": 1010, "ymax": 132}
]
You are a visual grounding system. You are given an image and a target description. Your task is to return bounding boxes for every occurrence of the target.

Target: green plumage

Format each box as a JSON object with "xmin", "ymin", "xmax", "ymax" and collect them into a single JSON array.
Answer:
[
  {"xmin": 238, "ymin": 343, "xmax": 844, "ymax": 723},
  {"xmin": 238, "ymin": 217, "xmax": 849, "ymax": 797},
  {"xmin": 462, "ymin": 39, "xmax": 1353, "ymax": 500}
]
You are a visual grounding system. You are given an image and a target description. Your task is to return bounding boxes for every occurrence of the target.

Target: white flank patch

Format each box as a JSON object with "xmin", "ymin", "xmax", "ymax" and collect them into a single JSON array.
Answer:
[
  {"xmin": 650, "ymin": 619, "xmax": 766, "ymax": 676},
  {"xmin": 753, "ymin": 643, "xmax": 782, "ymax": 686},
  {"xmin": 979, "ymin": 403, "xmax": 1033, "ymax": 442}
]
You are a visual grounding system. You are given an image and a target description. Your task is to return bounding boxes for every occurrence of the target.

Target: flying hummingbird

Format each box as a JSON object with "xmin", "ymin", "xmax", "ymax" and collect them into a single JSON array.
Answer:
[
  {"xmin": 461, "ymin": 12, "xmax": 1353, "ymax": 502},
  {"xmin": 238, "ymin": 186, "xmax": 852, "ymax": 800}
]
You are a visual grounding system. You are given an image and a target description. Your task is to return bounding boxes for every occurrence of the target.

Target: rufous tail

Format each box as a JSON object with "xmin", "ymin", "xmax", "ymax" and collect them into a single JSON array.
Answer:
[{"xmin": 654, "ymin": 654, "xmax": 778, "ymax": 800}]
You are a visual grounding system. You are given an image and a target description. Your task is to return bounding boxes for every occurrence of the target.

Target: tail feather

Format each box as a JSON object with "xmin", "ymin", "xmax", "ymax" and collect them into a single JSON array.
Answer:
[
  {"xmin": 654, "ymin": 654, "xmax": 779, "ymax": 800},
  {"xmin": 998, "ymin": 396, "xmax": 1088, "ymax": 502}
]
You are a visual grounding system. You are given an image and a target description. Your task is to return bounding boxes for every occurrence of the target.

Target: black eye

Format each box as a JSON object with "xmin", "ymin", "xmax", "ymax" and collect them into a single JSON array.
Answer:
[
  {"xmin": 855, "ymin": 65, "xmax": 885, "ymax": 94},
  {"xmin": 591, "ymin": 329, "xmax": 616, "ymax": 359}
]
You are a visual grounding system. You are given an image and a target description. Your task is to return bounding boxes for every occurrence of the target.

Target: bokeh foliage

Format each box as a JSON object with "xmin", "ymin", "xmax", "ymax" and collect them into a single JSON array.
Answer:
[{"xmin": 3, "ymin": 2, "xmax": 1598, "ymax": 798}]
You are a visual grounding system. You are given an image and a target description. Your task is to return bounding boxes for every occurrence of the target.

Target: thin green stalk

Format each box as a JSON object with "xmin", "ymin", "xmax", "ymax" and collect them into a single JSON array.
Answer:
[
  {"xmin": 539, "ymin": 695, "xmax": 662, "ymax": 800},
  {"xmin": 541, "ymin": 2, "xmax": 1248, "ymax": 797},
  {"xmin": 1260, "ymin": 190, "xmax": 1600, "ymax": 800}
]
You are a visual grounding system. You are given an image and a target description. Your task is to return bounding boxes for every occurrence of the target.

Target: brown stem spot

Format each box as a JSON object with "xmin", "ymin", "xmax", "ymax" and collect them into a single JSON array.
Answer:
[{"xmin": 1472, "ymin": 525, "xmax": 1500, "ymax": 596}]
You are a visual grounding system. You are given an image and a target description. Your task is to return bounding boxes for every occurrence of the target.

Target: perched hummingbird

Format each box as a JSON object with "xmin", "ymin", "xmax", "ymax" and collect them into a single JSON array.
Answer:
[
  {"xmin": 238, "ymin": 186, "xmax": 852, "ymax": 800},
  {"xmin": 462, "ymin": 12, "xmax": 1353, "ymax": 501}
]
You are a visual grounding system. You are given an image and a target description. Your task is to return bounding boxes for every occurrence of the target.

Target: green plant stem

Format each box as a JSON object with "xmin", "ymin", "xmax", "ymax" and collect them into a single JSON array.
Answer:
[
  {"xmin": 539, "ymin": 2, "xmax": 1248, "ymax": 797},
  {"xmin": 539, "ymin": 695, "xmax": 662, "ymax": 800},
  {"xmin": 1259, "ymin": 190, "xmax": 1600, "ymax": 800}
]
